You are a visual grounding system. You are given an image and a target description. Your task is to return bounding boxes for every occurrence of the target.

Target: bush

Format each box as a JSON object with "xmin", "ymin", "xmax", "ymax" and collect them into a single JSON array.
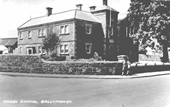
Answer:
[
  {"xmin": 0, "ymin": 55, "xmax": 123, "ymax": 75},
  {"xmin": 93, "ymin": 52, "xmax": 102, "ymax": 61}
]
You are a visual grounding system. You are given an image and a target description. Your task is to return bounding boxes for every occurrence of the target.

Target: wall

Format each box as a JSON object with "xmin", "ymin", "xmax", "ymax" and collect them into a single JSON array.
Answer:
[
  {"xmin": 18, "ymin": 20, "xmax": 76, "ymax": 56},
  {"xmin": 130, "ymin": 63, "xmax": 170, "ymax": 74},
  {"xmin": 75, "ymin": 20, "xmax": 104, "ymax": 59},
  {"xmin": 91, "ymin": 10, "xmax": 119, "ymax": 60}
]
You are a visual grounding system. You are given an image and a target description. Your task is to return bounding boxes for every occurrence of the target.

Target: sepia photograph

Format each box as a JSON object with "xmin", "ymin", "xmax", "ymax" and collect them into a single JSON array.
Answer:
[{"xmin": 0, "ymin": 0, "xmax": 170, "ymax": 107}]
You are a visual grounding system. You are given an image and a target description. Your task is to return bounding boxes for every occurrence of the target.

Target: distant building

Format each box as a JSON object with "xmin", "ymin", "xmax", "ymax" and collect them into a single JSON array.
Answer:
[
  {"xmin": 118, "ymin": 16, "xmax": 139, "ymax": 62},
  {"xmin": 17, "ymin": 0, "xmax": 119, "ymax": 60},
  {"xmin": 0, "ymin": 38, "xmax": 17, "ymax": 54}
]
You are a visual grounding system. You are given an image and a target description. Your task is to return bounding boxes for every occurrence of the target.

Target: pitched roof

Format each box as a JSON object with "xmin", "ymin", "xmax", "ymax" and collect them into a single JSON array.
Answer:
[
  {"xmin": 92, "ymin": 5, "xmax": 119, "ymax": 13},
  {"xmin": 0, "ymin": 38, "xmax": 17, "ymax": 46},
  {"xmin": 18, "ymin": 9, "xmax": 100, "ymax": 29}
]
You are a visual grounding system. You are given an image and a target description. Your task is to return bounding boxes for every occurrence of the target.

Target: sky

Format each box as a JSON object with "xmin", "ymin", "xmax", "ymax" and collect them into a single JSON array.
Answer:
[{"xmin": 0, "ymin": 0, "xmax": 130, "ymax": 38}]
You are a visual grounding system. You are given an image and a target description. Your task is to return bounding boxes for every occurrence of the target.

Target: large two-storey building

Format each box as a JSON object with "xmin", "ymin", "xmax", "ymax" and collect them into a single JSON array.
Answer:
[{"xmin": 17, "ymin": 0, "xmax": 119, "ymax": 60}]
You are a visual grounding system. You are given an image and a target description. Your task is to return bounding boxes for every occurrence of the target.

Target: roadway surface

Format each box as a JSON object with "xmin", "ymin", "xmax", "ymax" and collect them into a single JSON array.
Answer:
[{"xmin": 0, "ymin": 73, "xmax": 170, "ymax": 107}]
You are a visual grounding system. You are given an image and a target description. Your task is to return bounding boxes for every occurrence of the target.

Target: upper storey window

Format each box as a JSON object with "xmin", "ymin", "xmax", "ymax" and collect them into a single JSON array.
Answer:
[
  {"xmin": 60, "ymin": 25, "xmax": 69, "ymax": 35},
  {"xmin": 19, "ymin": 32, "xmax": 23, "ymax": 40},
  {"xmin": 28, "ymin": 31, "xmax": 32, "ymax": 39},
  {"xmin": 85, "ymin": 24, "xmax": 92, "ymax": 34},
  {"xmin": 38, "ymin": 28, "xmax": 47, "ymax": 37}
]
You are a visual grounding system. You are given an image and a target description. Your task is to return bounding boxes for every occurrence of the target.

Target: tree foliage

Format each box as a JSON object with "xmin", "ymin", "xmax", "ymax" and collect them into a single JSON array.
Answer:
[
  {"xmin": 127, "ymin": 0, "xmax": 170, "ymax": 62},
  {"xmin": 42, "ymin": 33, "xmax": 60, "ymax": 55}
]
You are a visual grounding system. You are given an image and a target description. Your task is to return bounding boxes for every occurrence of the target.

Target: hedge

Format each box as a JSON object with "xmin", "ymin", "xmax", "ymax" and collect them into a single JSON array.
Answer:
[{"xmin": 0, "ymin": 55, "xmax": 123, "ymax": 75}]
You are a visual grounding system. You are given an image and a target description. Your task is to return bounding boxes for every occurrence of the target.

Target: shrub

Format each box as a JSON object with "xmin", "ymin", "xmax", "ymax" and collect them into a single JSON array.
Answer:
[{"xmin": 0, "ymin": 55, "xmax": 123, "ymax": 75}]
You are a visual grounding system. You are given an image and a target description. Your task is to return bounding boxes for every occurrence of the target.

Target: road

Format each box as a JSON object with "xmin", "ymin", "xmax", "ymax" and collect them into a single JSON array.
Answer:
[{"xmin": 0, "ymin": 74, "xmax": 170, "ymax": 107}]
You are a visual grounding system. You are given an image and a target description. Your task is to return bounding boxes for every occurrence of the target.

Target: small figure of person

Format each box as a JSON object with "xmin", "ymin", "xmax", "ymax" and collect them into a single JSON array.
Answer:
[{"xmin": 121, "ymin": 56, "xmax": 131, "ymax": 76}]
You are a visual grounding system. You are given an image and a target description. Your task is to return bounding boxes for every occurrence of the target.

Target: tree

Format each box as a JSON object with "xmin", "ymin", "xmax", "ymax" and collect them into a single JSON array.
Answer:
[
  {"xmin": 42, "ymin": 33, "xmax": 60, "ymax": 55},
  {"xmin": 127, "ymin": 0, "xmax": 170, "ymax": 62}
]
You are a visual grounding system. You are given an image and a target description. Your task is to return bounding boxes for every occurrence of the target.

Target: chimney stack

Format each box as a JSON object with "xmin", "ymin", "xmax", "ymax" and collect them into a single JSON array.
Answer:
[
  {"xmin": 103, "ymin": 0, "xmax": 108, "ymax": 5},
  {"xmin": 46, "ymin": 7, "xmax": 53, "ymax": 16},
  {"xmin": 89, "ymin": 6, "xmax": 96, "ymax": 11},
  {"xmin": 76, "ymin": 4, "xmax": 83, "ymax": 10}
]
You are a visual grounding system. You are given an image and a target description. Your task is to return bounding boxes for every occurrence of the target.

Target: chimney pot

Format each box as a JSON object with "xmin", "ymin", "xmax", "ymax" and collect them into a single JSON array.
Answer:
[
  {"xmin": 76, "ymin": 4, "xmax": 83, "ymax": 10},
  {"xmin": 89, "ymin": 6, "xmax": 96, "ymax": 11},
  {"xmin": 103, "ymin": 0, "xmax": 108, "ymax": 5},
  {"xmin": 46, "ymin": 7, "xmax": 53, "ymax": 16}
]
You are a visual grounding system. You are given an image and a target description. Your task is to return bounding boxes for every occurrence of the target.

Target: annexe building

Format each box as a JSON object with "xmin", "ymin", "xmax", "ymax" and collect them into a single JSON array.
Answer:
[
  {"xmin": 17, "ymin": 0, "xmax": 119, "ymax": 60},
  {"xmin": 0, "ymin": 38, "xmax": 17, "ymax": 54}
]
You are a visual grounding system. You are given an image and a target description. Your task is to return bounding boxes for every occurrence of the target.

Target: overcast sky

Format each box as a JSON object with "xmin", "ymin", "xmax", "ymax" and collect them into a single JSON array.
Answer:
[{"xmin": 0, "ymin": 0, "xmax": 130, "ymax": 38}]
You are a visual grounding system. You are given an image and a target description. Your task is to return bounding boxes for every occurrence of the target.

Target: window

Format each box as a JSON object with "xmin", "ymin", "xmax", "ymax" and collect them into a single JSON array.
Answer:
[
  {"xmin": 19, "ymin": 32, "xmax": 23, "ymax": 40},
  {"xmin": 65, "ymin": 25, "xmax": 69, "ymax": 34},
  {"xmin": 28, "ymin": 31, "xmax": 32, "ymax": 39},
  {"xmin": 42, "ymin": 29, "xmax": 47, "ymax": 36},
  {"xmin": 85, "ymin": 43, "xmax": 92, "ymax": 54},
  {"xmin": 20, "ymin": 47, "xmax": 22, "ymax": 54},
  {"xmin": 60, "ymin": 26, "xmax": 64, "ymax": 34},
  {"xmin": 52, "ymin": 27, "xmax": 55, "ymax": 33},
  {"xmin": 60, "ymin": 25, "xmax": 69, "ymax": 34},
  {"xmin": 64, "ymin": 44, "xmax": 69, "ymax": 54},
  {"xmin": 38, "ymin": 29, "xmax": 46, "ymax": 37},
  {"xmin": 85, "ymin": 24, "xmax": 92, "ymax": 34},
  {"xmin": 60, "ymin": 44, "xmax": 69, "ymax": 55},
  {"xmin": 38, "ymin": 29, "xmax": 42, "ymax": 37},
  {"xmin": 27, "ymin": 48, "xmax": 33, "ymax": 54}
]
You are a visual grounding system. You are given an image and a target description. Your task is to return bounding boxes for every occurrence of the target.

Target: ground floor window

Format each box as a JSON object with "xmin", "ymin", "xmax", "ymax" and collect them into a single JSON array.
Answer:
[
  {"xmin": 27, "ymin": 47, "xmax": 36, "ymax": 54},
  {"xmin": 27, "ymin": 48, "xmax": 33, "ymax": 54},
  {"xmin": 85, "ymin": 43, "xmax": 92, "ymax": 54},
  {"xmin": 20, "ymin": 47, "xmax": 22, "ymax": 54},
  {"xmin": 60, "ymin": 44, "xmax": 69, "ymax": 55}
]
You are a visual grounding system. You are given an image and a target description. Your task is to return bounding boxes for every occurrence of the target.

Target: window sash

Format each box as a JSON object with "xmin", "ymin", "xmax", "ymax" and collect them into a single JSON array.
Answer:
[
  {"xmin": 65, "ymin": 25, "xmax": 69, "ymax": 34},
  {"xmin": 60, "ymin": 26, "xmax": 65, "ymax": 34},
  {"xmin": 42, "ymin": 29, "xmax": 46, "ymax": 36},
  {"xmin": 60, "ymin": 45, "xmax": 64, "ymax": 54},
  {"xmin": 19, "ymin": 32, "xmax": 23, "ymax": 39},
  {"xmin": 85, "ymin": 25, "xmax": 92, "ymax": 34},
  {"xmin": 85, "ymin": 43, "xmax": 92, "ymax": 54},
  {"xmin": 38, "ymin": 46, "xmax": 42, "ymax": 54},
  {"xmin": 38, "ymin": 29, "xmax": 46, "ymax": 37},
  {"xmin": 64, "ymin": 44, "xmax": 69, "ymax": 54},
  {"xmin": 60, "ymin": 25, "xmax": 69, "ymax": 34},
  {"xmin": 60, "ymin": 44, "xmax": 69, "ymax": 54},
  {"xmin": 20, "ymin": 47, "xmax": 22, "ymax": 54},
  {"xmin": 38, "ymin": 29, "xmax": 42, "ymax": 37},
  {"xmin": 28, "ymin": 31, "xmax": 32, "ymax": 39}
]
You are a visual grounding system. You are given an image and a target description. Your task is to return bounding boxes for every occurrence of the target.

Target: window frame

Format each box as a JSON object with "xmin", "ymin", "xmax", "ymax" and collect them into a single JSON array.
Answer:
[
  {"xmin": 85, "ymin": 24, "xmax": 92, "ymax": 34},
  {"xmin": 60, "ymin": 25, "xmax": 69, "ymax": 35},
  {"xmin": 85, "ymin": 43, "xmax": 92, "ymax": 54},
  {"xmin": 27, "ymin": 48, "xmax": 33, "ymax": 55},
  {"xmin": 60, "ymin": 43, "xmax": 69, "ymax": 55},
  {"xmin": 28, "ymin": 31, "xmax": 32, "ymax": 39},
  {"xmin": 20, "ymin": 47, "xmax": 22, "ymax": 54},
  {"xmin": 38, "ymin": 28, "xmax": 46, "ymax": 38},
  {"xmin": 19, "ymin": 32, "xmax": 23, "ymax": 40},
  {"xmin": 42, "ymin": 29, "xmax": 47, "ymax": 37},
  {"xmin": 38, "ymin": 29, "xmax": 42, "ymax": 37}
]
